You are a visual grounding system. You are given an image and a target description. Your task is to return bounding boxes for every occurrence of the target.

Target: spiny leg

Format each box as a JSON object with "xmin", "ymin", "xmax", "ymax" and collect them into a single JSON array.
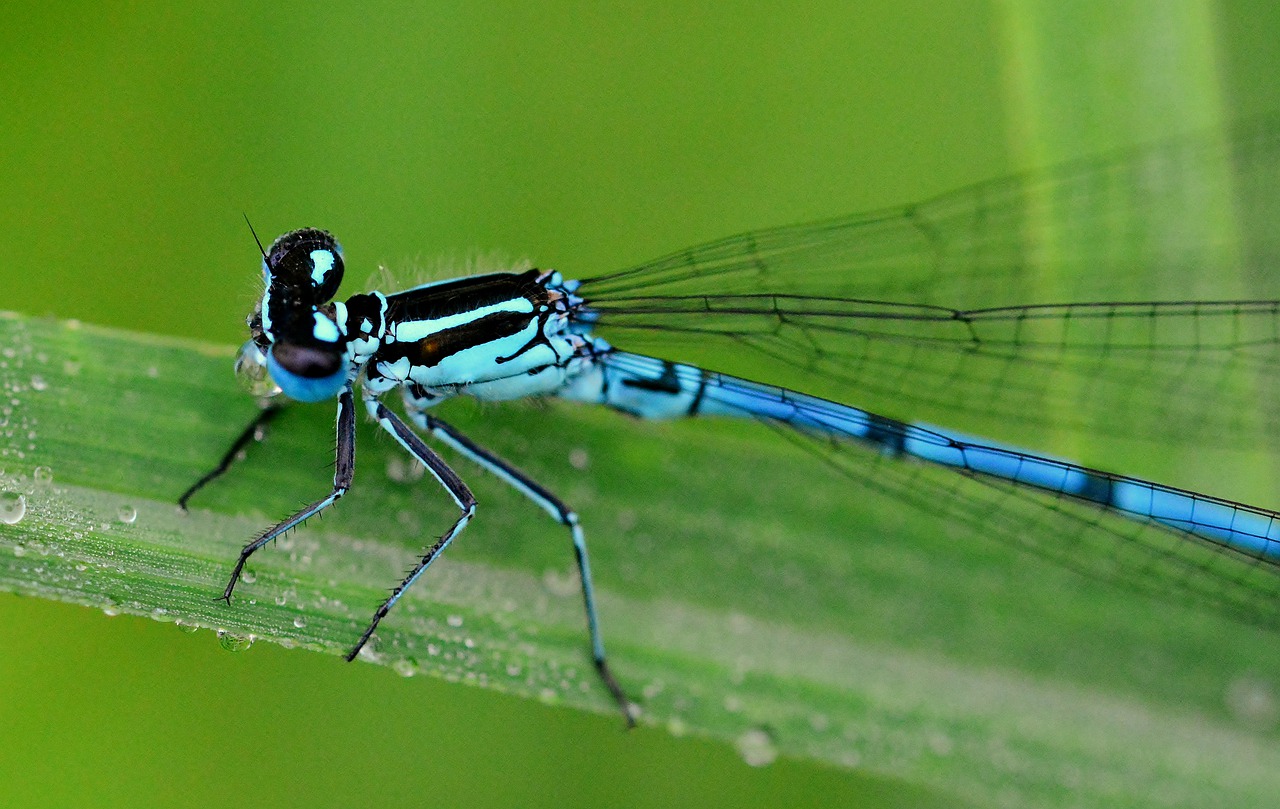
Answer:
[
  {"xmin": 221, "ymin": 390, "xmax": 355, "ymax": 602},
  {"xmin": 347, "ymin": 400, "xmax": 477, "ymax": 660},
  {"xmin": 179, "ymin": 404, "xmax": 284, "ymax": 510},
  {"xmin": 406, "ymin": 402, "xmax": 635, "ymax": 725}
]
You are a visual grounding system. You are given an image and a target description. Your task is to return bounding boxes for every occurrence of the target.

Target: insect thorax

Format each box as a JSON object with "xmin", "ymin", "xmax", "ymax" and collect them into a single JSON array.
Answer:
[{"xmin": 343, "ymin": 270, "xmax": 601, "ymax": 403}]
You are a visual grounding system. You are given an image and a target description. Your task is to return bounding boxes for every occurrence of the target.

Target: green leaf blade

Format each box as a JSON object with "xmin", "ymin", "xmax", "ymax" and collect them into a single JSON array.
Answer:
[{"xmin": 3, "ymin": 312, "xmax": 1280, "ymax": 807}]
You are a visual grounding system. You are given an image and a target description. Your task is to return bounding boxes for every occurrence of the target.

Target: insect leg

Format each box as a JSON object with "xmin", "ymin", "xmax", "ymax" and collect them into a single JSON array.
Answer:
[
  {"xmin": 179, "ymin": 404, "xmax": 284, "ymax": 510},
  {"xmin": 405, "ymin": 402, "xmax": 635, "ymax": 725},
  {"xmin": 220, "ymin": 391, "xmax": 354, "ymax": 602},
  {"xmin": 345, "ymin": 399, "xmax": 477, "ymax": 660}
]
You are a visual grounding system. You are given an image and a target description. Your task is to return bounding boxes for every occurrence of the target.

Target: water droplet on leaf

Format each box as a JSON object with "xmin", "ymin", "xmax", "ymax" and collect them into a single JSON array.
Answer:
[
  {"xmin": 0, "ymin": 492, "xmax": 26, "ymax": 524},
  {"xmin": 735, "ymin": 727, "xmax": 778, "ymax": 767},
  {"xmin": 217, "ymin": 630, "xmax": 254, "ymax": 652},
  {"xmin": 392, "ymin": 658, "xmax": 419, "ymax": 677}
]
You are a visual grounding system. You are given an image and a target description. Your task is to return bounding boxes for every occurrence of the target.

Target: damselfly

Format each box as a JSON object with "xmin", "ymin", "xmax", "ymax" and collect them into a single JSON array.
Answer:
[{"xmin": 181, "ymin": 119, "xmax": 1280, "ymax": 724}]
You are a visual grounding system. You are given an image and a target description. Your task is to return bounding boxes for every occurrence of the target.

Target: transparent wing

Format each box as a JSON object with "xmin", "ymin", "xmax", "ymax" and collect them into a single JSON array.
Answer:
[
  {"xmin": 581, "ymin": 118, "xmax": 1280, "ymax": 304},
  {"xmin": 574, "ymin": 118, "xmax": 1280, "ymax": 456}
]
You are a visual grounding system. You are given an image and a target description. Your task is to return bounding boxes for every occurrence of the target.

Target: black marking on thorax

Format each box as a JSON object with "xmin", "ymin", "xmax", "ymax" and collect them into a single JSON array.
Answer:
[
  {"xmin": 385, "ymin": 270, "xmax": 544, "ymax": 321},
  {"xmin": 345, "ymin": 293, "xmax": 386, "ymax": 335},
  {"xmin": 376, "ymin": 270, "xmax": 559, "ymax": 369}
]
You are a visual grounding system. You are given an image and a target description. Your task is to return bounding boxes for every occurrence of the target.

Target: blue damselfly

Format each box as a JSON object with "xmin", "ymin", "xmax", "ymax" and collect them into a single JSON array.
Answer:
[{"xmin": 181, "ymin": 118, "xmax": 1280, "ymax": 723}]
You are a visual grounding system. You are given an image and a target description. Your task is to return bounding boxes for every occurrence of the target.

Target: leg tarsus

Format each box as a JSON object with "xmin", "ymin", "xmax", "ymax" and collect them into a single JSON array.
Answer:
[
  {"xmin": 344, "ymin": 603, "xmax": 390, "ymax": 661},
  {"xmin": 596, "ymin": 657, "xmax": 638, "ymax": 728}
]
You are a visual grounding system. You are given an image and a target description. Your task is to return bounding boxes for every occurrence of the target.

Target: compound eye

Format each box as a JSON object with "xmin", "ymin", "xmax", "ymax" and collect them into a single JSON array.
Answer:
[
  {"xmin": 264, "ymin": 228, "xmax": 345, "ymax": 301},
  {"xmin": 267, "ymin": 341, "xmax": 348, "ymax": 402}
]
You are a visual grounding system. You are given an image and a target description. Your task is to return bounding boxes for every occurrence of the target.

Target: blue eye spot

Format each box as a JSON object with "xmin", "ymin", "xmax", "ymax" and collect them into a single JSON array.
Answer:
[{"xmin": 310, "ymin": 249, "xmax": 336, "ymax": 286}]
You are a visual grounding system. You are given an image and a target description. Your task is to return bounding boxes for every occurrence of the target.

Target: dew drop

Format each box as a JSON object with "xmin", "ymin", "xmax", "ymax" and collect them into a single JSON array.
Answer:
[
  {"xmin": 116, "ymin": 504, "xmax": 137, "ymax": 524},
  {"xmin": 735, "ymin": 727, "xmax": 778, "ymax": 767},
  {"xmin": 1226, "ymin": 675, "xmax": 1279, "ymax": 729},
  {"xmin": 29, "ymin": 375, "xmax": 47, "ymax": 391},
  {"xmin": 12, "ymin": 543, "xmax": 26, "ymax": 557},
  {"xmin": 174, "ymin": 620, "xmax": 200, "ymax": 635},
  {"xmin": 926, "ymin": 730, "xmax": 954, "ymax": 756},
  {"xmin": 838, "ymin": 751, "xmax": 861, "ymax": 768},
  {"xmin": 217, "ymin": 630, "xmax": 254, "ymax": 652},
  {"xmin": 392, "ymin": 658, "xmax": 419, "ymax": 678},
  {"xmin": 615, "ymin": 509, "xmax": 637, "ymax": 532},
  {"xmin": 568, "ymin": 447, "xmax": 589, "ymax": 470},
  {"xmin": 446, "ymin": 614, "xmax": 463, "ymax": 628},
  {"xmin": 235, "ymin": 344, "xmax": 282, "ymax": 399},
  {"xmin": 541, "ymin": 567, "xmax": 579, "ymax": 598},
  {"xmin": 32, "ymin": 466, "xmax": 52, "ymax": 486},
  {"xmin": 0, "ymin": 492, "xmax": 26, "ymax": 524},
  {"xmin": 240, "ymin": 570, "xmax": 256, "ymax": 584},
  {"xmin": 292, "ymin": 616, "xmax": 307, "ymax": 629}
]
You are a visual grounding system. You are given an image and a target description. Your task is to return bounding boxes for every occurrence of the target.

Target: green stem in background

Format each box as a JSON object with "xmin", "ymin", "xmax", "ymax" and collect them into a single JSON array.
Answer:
[
  {"xmin": 1, "ymin": 311, "xmax": 1279, "ymax": 808},
  {"xmin": 999, "ymin": 0, "xmax": 1236, "ymax": 471}
]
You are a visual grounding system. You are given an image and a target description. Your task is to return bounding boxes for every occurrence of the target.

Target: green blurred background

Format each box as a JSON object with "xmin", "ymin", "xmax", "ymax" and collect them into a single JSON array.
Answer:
[{"xmin": 2, "ymin": 2, "xmax": 1279, "ymax": 807}]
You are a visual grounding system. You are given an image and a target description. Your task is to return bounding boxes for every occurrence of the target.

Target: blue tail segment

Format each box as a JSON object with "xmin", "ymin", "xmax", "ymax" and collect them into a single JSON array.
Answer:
[{"xmin": 568, "ymin": 351, "xmax": 1280, "ymax": 562}]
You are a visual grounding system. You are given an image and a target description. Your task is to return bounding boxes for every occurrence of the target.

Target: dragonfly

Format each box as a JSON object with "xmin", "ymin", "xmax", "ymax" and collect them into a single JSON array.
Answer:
[{"xmin": 180, "ymin": 118, "xmax": 1280, "ymax": 725}]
